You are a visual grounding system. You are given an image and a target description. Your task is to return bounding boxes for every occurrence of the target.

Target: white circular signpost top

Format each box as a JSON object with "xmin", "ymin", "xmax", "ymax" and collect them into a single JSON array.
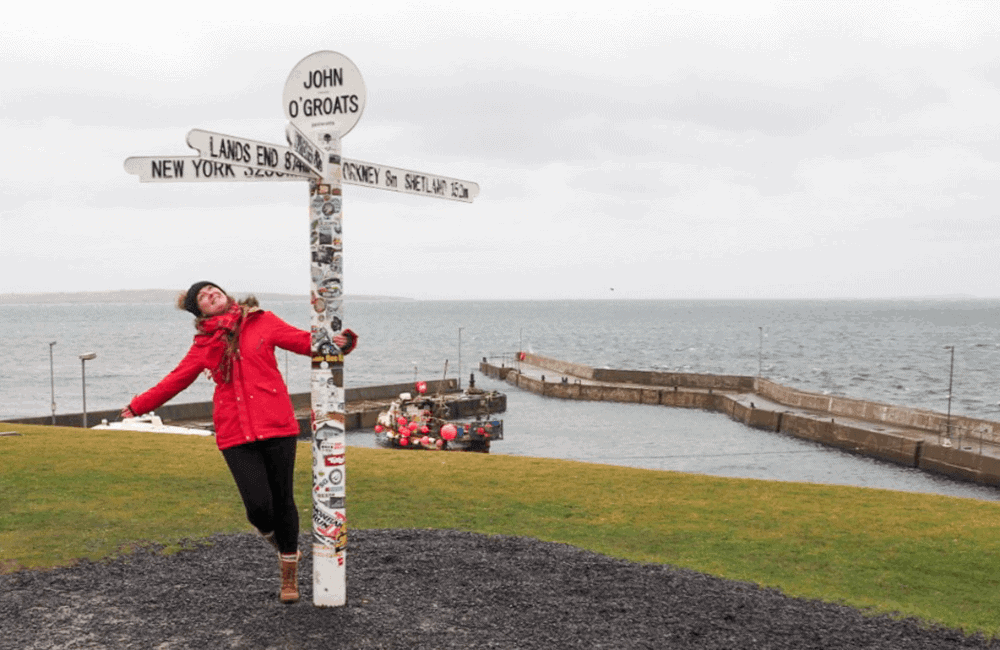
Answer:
[{"xmin": 284, "ymin": 51, "xmax": 366, "ymax": 137}]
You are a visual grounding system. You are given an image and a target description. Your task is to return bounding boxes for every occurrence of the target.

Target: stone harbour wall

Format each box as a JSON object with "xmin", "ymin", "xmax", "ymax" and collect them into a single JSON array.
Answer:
[
  {"xmin": 483, "ymin": 352, "xmax": 1000, "ymax": 488},
  {"xmin": 755, "ymin": 378, "xmax": 1000, "ymax": 444}
]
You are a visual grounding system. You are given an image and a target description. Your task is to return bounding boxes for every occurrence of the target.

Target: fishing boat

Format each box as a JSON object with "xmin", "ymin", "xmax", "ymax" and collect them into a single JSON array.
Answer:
[
  {"xmin": 91, "ymin": 413, "xmax": 213, "ymax": 436},
  {"xmin": 374, "ymin": 380, "xmax": 504, "ymax": 452}
]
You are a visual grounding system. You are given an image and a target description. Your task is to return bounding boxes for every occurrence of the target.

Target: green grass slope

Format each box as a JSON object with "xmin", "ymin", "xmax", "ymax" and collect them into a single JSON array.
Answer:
[{"xmin": 3, "ymin": 424, "xmax": 1000, "ymax": 635}]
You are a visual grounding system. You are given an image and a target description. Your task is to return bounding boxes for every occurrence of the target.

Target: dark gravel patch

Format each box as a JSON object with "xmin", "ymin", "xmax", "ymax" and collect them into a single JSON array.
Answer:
[{"xmin": 1, "ymin": 529, "xmax": 996, "ymax": 649}]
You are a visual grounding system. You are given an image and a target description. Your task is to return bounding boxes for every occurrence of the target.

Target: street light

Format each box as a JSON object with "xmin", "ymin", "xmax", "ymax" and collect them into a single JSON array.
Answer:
[
  {"xmin": 944, "ymin": 345, "xmax": 955, "ymax": 438},
  {"xmin": 458, "ymin": 327, "xmax": 463, "ymax": 390},
  {"xmin": 49, "ymin": 341, "xmax": 57, "ymax": 425},
  {"xmin": 758, "ymin": 327, "xmax": 763, "ymax": 378},
  {"xmin": 79, "ymin": 352, "xmax": 96, "ymax": 428}
]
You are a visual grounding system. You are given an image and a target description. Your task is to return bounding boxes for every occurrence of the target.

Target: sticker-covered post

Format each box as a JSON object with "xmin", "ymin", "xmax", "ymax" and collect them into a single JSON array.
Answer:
[
  {"xmin": 125, "ymin": 48, "xmax": 477, "ymax": 608},
  {"xmin": 284, "ymin": 51, "xmax": 365, "ymax": 608}
]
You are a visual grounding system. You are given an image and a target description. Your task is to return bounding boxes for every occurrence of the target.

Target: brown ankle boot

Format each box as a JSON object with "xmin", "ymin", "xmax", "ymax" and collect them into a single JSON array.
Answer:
[{"xmin": 280, "ymin": 551, "xmax": 301, "ymax": 604}]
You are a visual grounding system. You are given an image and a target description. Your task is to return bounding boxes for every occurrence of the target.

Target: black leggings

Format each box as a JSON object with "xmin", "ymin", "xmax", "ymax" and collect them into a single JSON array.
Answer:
[{"xmin": 221, "ymin": 436, "xmax": 299, "ymax": 554}]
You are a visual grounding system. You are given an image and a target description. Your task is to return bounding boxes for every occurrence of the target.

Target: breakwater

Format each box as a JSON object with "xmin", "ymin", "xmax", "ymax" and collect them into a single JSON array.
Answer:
[{"xmin": 482, "ymin": 352, "xmax": 1000, "ymax": 488}]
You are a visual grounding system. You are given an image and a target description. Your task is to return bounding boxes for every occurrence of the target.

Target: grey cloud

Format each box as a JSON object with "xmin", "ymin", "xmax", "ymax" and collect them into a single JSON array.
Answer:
[
  {"xmin": 83, "ymin": 181, "xmax": 304, "ymax": 212},
  {"xmin": 659, "ymin": 74, "xmax": 835, "ymax": 137},
  {"xmin": 475, "ymin": 177, "xmax": 533, "ymax": 201},
  {"xmin": 8, "ymin": 53, "xmax": 953, "ymax": 172},
  {"xmin": 4, "ymin": 88, "xmax": 278, "ymax": 129},
  {"xmin": 918, "ymin": 218, "xmax": 1000, "ymax": 242},
  {"xmin": 976, "ymin": 60, "xmax": 1000, "ymax": 89},
  {"xmin": 361, "ymin": 65, "xmax": 951, "ymax": 169},
  {"xmin": 870, "ymin": 210, "xmax": 1000, "ymax": 243},
  {"xmin": 566, "ymin": 166, "xmax": 671, "ymax": 197},
  {"xmin": 4, "ymin": 57, "xmax": 283, "ymax": 128},
  {"xmin": 972, "ymin": 136, "xmax": 1000, "ymax": 163},
  {"xmin": 7, "ymin": 56, "xmax": 960, "ymax": 218},
  {"xmin": 639, "ymin": 71, "xmax": 948, "ymax": 138},
  {"xmin": 366, "ymin": 69, "xmax": 832, "ymax": 146}
]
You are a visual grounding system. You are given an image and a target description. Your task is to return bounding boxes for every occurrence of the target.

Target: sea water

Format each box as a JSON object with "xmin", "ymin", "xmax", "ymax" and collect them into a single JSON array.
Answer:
[{"xmin": 4, "ymin": 298, "xmax": 1000, "ymax": 500}]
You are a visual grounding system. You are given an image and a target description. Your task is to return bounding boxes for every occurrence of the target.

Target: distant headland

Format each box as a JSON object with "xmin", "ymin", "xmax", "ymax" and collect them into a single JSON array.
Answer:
[{"xmin": 0, "ymin": 290, "xmax": 411, "ymax": 305}]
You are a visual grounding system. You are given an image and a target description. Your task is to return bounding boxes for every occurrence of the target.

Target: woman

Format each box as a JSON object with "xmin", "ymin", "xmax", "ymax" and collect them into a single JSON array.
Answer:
[{"xmin": 121, "ymin": 281, "xmax": 356, "ymax": 604}]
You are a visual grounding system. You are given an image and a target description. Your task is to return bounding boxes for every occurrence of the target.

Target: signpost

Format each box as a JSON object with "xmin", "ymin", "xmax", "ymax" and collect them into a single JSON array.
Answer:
[{"xmin": 124, "ymin": 50, "xmax": 479, "ymax": 608}]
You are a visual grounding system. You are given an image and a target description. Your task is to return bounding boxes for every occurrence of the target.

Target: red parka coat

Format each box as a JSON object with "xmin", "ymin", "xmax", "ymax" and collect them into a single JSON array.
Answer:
[{"xmin": 129, "ymin": 310, "xmax": 313, "ymax": 450}]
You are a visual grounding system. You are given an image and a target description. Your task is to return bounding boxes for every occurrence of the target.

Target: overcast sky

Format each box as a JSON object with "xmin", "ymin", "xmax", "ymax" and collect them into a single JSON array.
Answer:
[{"xmin": 2, "ymin": 1, "xmax": 999, "ymax": 300}]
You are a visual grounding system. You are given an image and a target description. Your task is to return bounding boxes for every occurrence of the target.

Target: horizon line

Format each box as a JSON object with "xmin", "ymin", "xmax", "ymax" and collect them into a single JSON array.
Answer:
[{"xmin": 0, "ymin": 289, "xmax": 994, "ymax": 303}]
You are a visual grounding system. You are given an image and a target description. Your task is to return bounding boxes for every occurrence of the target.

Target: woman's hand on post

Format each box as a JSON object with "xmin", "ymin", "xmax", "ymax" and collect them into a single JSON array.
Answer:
[{"xmin": 335, "ymin": 329, "xmax": 358, "ymax": 355}]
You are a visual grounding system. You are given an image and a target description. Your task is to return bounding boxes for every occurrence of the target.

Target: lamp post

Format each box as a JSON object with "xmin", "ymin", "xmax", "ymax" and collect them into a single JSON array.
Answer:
[
  {"xmin": 458, "ymin": 327, "xmax": 463, "ymax": 390},
  {"xmin": 944, "ymin": 345, "xmax": 955, "ymax": 438},
  {"xmin": 758, "ymin": 327, "xmax": 763, "ymax": 378},
  {"xmin": 49, "ymin": 341, "xmax": 57, "ymax": 425},
  {"xmin": 79, "ymin": 352, "xmax": 96, "ymax": 428}
]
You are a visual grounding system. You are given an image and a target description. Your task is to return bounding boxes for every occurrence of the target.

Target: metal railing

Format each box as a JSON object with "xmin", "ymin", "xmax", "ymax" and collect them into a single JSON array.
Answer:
[
  {"xmin": 936, "ymin": 421, "xmax": 999, "ymax": 456},
  {"xmin": 481, "ymin": 352, "xmax": 519, "ymax": 372}
]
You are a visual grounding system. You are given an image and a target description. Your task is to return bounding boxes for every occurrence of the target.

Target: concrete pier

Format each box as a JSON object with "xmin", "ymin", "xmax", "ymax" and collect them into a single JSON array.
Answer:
[{"xmin": 483, "ymin": 352, "xmax": 1000, "ymax": 489}]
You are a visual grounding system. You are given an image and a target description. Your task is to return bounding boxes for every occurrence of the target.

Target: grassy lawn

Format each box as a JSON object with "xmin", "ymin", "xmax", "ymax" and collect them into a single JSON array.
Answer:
[{"xmin": 3, "ymin": 423, "xmax": 1000, "ymax": 636}]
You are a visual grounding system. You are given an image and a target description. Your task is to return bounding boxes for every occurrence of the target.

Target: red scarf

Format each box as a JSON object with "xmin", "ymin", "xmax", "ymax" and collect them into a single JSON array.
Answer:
[{"xmin": 197, "ymin": 302, "xmax": 244, "ymax": 383}]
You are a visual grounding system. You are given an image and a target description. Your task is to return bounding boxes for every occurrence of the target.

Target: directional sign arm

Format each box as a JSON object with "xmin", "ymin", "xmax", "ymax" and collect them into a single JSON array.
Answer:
[
  {"xmin": 285, "ymin": 123, "xmax": 326, "ymax": 176},
  {"xmin": 186, "ymin": 129, "xmax": 318, "ymax": 178},
  {"xmin": 282, "ymin": 124, "xmax": 479, "ymax": 203},
  {"xmin": 124, "ymin": 155, "xmax": 310, "ymax": 182},
  {"xmin": 339, "ymin": 158, "xmax": 479, "ymax": 203}
]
